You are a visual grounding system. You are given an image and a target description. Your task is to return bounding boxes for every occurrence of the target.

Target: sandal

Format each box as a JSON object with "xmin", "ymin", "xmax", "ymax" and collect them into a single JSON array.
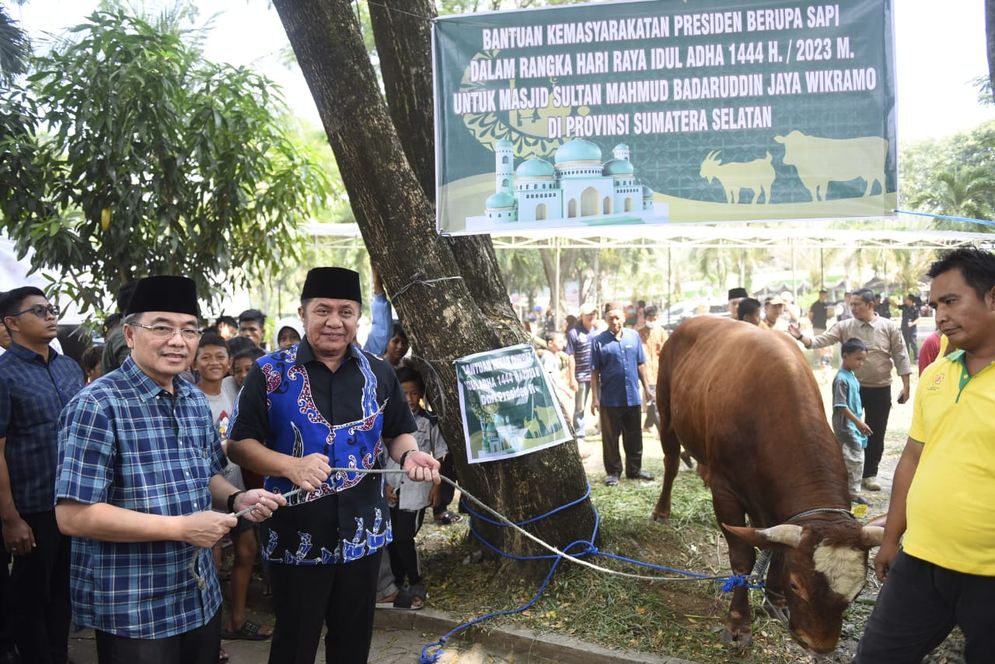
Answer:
[
  {"xmin": 222, "ymin": 619, "xmax": 272, "ymax": 641},
  {"xmin": 434, "ymin": 510, "xmax": 462, "ymax": 525},
  {"xmin": 219, "ymin": 647, "xmax": 230, "ymax": 663}
]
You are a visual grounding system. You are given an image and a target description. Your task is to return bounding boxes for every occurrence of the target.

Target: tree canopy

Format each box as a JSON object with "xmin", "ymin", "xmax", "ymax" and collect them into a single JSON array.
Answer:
[{"xmin": 0, "ymin": 8, "xmax": 329, "ymax": 313}]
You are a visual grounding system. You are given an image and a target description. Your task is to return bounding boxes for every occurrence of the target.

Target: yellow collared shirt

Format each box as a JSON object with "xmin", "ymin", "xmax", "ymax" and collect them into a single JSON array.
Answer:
[{"xmin": 903, "ymin": 351, "xmax": 995, "ymax": 575}]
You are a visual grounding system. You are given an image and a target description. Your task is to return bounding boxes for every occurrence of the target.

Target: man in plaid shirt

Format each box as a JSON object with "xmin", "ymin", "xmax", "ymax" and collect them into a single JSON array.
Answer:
[
  {"xmin": 55, "ymin": 276, "xmax": 286, "ymax": 664},
  {"xmin": 0, "ymin": 286, "xmax": 84, "ymax": 664}
]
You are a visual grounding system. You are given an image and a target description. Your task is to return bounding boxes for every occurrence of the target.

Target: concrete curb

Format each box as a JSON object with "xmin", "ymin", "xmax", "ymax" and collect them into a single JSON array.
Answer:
[{"xmin": 375, "ymin": 607, "xmax": 696, "ymax": 664}]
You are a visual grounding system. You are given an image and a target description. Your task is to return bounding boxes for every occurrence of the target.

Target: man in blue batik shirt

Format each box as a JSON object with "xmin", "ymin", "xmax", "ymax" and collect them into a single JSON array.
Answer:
[
  {"xmin": 591, "ymin": 304, "xmax": 653, "ymax": 487},
  {"xmin": 227, "ymin": 267, "xmax": 440, "ymax": 664},
  {"xmin": 0, "ymin": 287, "xmax": 84, "ymax": 664},
  {"xmin": 55, "ymin": 276, "xmax": 285, "ymax": 664}
]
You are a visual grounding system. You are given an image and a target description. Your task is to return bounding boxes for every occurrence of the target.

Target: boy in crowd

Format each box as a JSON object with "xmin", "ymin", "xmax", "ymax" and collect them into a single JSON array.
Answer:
[
  {"xmin": 193, "ymin": 334, "xmax": 271, "ymax": 643},
  {"xmin": 382, "ymin": 367, "xmax": 448, "ymax": 610},
  {"xmin": 832, "ymin": 338, "xmax": 873, "ymax": 506}
]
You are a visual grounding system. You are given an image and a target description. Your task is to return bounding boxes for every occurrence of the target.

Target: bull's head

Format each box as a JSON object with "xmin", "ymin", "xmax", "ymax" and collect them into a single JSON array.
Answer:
[
  {"xmin": 773, "ymin": 130, "xmax": 804, "ymax": 166},
  {"xmin": 724, "ymin": 522, "xmax": 883, "ymax": 654},
  {"xmin": 699, "ymin": 150, "xmax": 722, "ymax": 183}
]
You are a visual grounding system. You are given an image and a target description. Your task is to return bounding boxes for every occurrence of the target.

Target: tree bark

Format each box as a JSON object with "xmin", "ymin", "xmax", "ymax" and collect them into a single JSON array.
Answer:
[
  {"xmin": 367, "ymin": 0, "xmax": 529, "ymax": 347},
  {"xmin": 273, "ymin": 0, "xmax": 595, "ymax": 570}
]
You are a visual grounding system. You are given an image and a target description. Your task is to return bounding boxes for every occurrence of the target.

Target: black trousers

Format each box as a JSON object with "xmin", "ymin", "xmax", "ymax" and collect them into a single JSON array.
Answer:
[
  {"xmin": 95, "ymin": 610, "xmax": 220, "ymax": 664},
  {"xmin": 902, "ymin": 328, "xmax": 919, "ymax": 361},
  {"xmin": 9, "ymin": 510, "xmax": 71, "ymax": 664},
  {"xmin": 0, "ymin": 525, "xmax": 15, "ymax": 656},
  {"xmin": 600, "ymin": 405, "xmax": 643, "ymax": 478},
  {"xmin": 268, "ymin": 551, "xmax": 381, "ymax": 664},
  {"xmin": 387, "ymin": 505, "xmax": 425, "ymax": 587},
  {"xmin": 859, "ymin": 385, "xmax": 893, "ymax": 479},
  {"xmin": 855, "ymin": 551, "xmax": 995, "ymax": 663},
  {"xmin": 433, "ymin": 453, "xmax": 458, "ymax": 516}
]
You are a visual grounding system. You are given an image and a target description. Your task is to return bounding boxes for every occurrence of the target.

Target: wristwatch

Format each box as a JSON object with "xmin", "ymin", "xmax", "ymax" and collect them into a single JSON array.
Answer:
[{"xmin": 227, "ymin": 490, "xmax": 246, "ymax": 514}]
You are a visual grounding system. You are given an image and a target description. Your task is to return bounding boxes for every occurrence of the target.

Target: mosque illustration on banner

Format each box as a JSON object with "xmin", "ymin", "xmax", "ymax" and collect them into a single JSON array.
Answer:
[{"xmin": 465, "ymin": 138, "xmax": 669, "ymax": 228}]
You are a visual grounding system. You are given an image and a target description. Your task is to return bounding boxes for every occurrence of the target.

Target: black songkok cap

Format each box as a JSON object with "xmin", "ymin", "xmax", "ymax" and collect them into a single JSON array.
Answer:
[
  {"xmin": 301, "ymin": 267, "xmax": 362, "ymax": 305},
  {"xmin": 126, "ymin": 276, "xmax": 200, "ymax": 317},
  {"xmin": 727, "ymin": 287, "xmax": 749, "ymax": 300}
]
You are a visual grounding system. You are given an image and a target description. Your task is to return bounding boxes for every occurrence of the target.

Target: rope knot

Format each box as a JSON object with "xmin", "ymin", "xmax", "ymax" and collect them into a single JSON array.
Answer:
[{"xmin": 720, "ymin": 575, "xmax": 749, "ymax": 592}]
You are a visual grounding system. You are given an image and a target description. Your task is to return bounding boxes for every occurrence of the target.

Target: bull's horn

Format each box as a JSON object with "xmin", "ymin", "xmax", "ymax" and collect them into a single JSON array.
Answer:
[
  {"xmin": 704, "ymin": 150, "xmax": 719, "ymax": 160},
  {"xmin": 722, "ymin": 523, "xmax": 803, "ymax": 549},
  {"xmin": 758, "ymin": 524, "xmax": 804, "ymax": 548},
  {"xmin": 860, "ymin": 526, "xmax": 885, "ymax": 548},
  {"xmin": 773, "ymin": 135, "xmax": 786, "ymax": 143}
]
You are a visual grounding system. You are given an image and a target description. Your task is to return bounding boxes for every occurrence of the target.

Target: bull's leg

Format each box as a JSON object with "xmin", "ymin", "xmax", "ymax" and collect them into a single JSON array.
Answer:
[
  {"xmin": 711, "ymin": 483, "xmax": 755, "ymax": 649},
  {"xmin": 651, "ymin": 427, "xmax": 682, "ymax": 522}
]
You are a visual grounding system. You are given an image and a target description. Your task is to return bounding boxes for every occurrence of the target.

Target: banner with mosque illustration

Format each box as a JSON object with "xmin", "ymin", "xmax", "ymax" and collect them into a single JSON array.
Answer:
[
  {"xmin": 433, "ymin": 0, "xmax": 896, "ymax": 234},
  {"xmin": 455, "ymin": 345, "xmax": 572, "ymax": 464}
]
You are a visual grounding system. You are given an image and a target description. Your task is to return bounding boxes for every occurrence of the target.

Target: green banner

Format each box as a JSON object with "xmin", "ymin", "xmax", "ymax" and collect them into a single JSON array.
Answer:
[
  {"xmin": 433, "ymin": 0, "xmax": 896, "ymax": 234},
  {"xmin": 455, "ymin": 345, "xmax": 571, "ymax": 464}
]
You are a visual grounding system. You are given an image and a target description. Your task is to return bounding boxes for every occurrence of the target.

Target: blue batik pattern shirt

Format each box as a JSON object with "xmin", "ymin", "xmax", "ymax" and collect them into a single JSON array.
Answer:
[
  {"xmin": 55, "ymin": 358, "xmax": 227, "ymax": 639},
  {"xmin": 0, "ymin": 343, "xmax": 84, "ymax": 514}
]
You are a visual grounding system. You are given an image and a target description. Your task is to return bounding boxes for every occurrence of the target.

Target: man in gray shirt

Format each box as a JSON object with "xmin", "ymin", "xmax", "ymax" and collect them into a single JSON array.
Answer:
[{"xmin": 790, "ymin": 288, "xmax": 912, "ymax": 491}]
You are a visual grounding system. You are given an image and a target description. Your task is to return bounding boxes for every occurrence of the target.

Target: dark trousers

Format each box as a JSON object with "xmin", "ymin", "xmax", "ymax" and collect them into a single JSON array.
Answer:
[
  {"xmin": 387, "ymin": 505, "xmax": 425, "ymax": 587},
  {"xmin": 600, "ymin": 405, "xmax": 643, "ymax": 478},
  {"xmin": 9, "ymin": 510, "xmax": 71, "ymax": 664},
  {"xmin": 433, "ymin": 453, "xmax": 458, "ymax": 517},
  {"xmin": 855, "ymin": 551, "xmax": 995, "ymax": 663},
  {"xmin": 902, "ymin": 328, "xmax": 919, "ymax": 361},
  {"xmin": 0, "ymin": 526, "xmax": 15, "ymax": 656},
  {"xmin": 95, "ymin": 610, "xmax": 220, "ymax": 664},
  {"xmin": 859, "ymin": 385, "xmax": 892, "ymax": 479},
  {"xmin": 268, "ymin": 551, "xmax": 381, "ymax": 664}
]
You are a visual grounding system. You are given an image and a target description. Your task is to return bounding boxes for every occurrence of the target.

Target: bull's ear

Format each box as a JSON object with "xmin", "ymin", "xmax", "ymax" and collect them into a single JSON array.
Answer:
[
  {"xmin": 859, "ymin": 526, "xmax": 885, "ymax": 549},
  {"xmin": 722, "ymin": 523, "xmax": 803, "ymax": 549}
]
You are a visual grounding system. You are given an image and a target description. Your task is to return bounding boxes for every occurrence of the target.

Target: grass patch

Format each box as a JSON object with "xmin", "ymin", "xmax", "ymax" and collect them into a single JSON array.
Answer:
[{"xmin": 421, "ymin": 462, "xmax": 831, "ymax": 662}]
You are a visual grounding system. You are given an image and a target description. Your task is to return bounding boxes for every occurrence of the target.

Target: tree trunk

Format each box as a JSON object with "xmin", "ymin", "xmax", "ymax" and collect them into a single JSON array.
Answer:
[
  {"xmin": 368, "ymin": 0, "xmax": 530, "ymax": 347},
  {"xmin": 273, "ymin": 0, "xmax": 596, "ymax": 570}
]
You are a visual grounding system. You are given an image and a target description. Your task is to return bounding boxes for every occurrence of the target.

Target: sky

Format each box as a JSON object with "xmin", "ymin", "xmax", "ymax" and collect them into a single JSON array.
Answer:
[{"xmin": 12, "ymin": 0, "xmax": 995, "ymax": 144}]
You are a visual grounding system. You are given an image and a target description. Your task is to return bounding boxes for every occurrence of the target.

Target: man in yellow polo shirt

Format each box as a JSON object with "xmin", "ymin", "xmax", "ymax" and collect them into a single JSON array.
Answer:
[{"xmin": 855, "ymin": 248, "xmax": 995, "ymax": 663}]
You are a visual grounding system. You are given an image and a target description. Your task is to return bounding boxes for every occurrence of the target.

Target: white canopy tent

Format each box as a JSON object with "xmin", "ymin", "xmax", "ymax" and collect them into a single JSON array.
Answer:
[{"xmin": 306, "ymin": 220, "xmax": 995, "ymax": 322}]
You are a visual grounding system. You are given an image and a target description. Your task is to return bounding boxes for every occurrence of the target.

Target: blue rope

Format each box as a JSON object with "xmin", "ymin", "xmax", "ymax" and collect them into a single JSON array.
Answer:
[
  {"xmin": 419, "ymin": 483, "xmax": 759, "ymax": 662},
  {"xmin": 894, "ymin": 208, "xmax": 995, "ymax": 228}
]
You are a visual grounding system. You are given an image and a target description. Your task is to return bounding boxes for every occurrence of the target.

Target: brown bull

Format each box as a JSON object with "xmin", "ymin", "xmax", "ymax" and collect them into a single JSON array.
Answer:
[{"xmin": 652, "ymin": 317, "xmax": 883, "ymax": 654}]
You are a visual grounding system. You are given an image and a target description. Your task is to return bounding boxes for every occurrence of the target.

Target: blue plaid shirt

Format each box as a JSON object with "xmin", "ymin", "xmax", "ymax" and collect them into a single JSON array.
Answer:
[
  {"xmin": 0, "ymin": 343, "xmax": 84, "ymax": 514},
  {"xmin": 55, "ymin": 357, "xmax": 227, "ymax": 639}
]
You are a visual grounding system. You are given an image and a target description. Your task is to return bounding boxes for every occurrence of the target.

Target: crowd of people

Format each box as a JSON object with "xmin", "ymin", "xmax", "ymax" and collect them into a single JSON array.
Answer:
[
  {"xmin": 0, "ymin": 267, "xmax": 447, "ymax": 664},
  {"xmin": 0, "ymin": 246, "xmax": 992, "ymax": 663}
]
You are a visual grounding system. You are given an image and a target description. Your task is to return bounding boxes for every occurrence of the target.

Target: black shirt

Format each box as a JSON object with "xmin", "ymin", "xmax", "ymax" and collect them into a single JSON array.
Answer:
[
  {"xmin": 230, "ymin": 338, "xmax": 414, "ymax": 441},
  {"xmin": 229, "ymin": 338, "xmax": 416, "ymax": 564},
  {"xmin": 809, "ymin": 300, "xmax": 829, "ymax": 331}
]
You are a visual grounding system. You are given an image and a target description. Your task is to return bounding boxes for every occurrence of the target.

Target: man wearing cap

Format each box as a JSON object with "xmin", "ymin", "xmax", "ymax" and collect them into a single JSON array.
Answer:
[
  {"xmin": 760, "ymin": 295, "xmax": 786, "ymax": 330},
  {"xmin": 565, "ymin": 303, "xmax": 598, "ymax": 443},
  {"xmin": 227, "ymin": 267, "xmax": 440, "ymax": 664},
  {"xmin": 54, "ymin": 276, "xmax": 286, "ymax": 664},
  {"xmin": 790, "ymin": 288, "xmax": 912, "ymax": 492},
  {"xmin": 727, "ymin": 287, "xmax": 749, "ymax": 317},
  {"xmin": 0, "ymin": 287, "xmax": 84, "ymax": 664}
]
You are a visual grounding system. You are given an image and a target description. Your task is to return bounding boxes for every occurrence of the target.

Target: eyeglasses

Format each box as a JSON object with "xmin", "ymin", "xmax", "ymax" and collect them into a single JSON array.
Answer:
[
  {"xmin": 9, "ymin": 304, "xmax": 60, "ymax": 319},
  {"xmin": 129, "ymin": 323, "xmax": 203, "ymax": 341}
]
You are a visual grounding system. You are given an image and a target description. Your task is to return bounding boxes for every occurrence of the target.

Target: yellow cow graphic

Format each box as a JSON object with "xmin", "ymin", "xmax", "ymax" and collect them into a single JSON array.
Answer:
[
  {"xmin": 773, "ymin": 130, "xmax": 888, "ymax": 202},
  {"xmin": 699, "ymin": 151, "xmax": 775, "ymax": 204}
]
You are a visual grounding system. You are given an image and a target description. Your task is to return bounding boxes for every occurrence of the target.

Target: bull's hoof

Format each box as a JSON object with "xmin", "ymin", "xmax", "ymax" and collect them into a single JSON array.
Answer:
[
  {"xmin": 719, "ymin": 627, "xmax": 753, "ymax": 650},
  {"xmin": 651, "ymin": 510, "xmax": 670, "ymax": 523}
]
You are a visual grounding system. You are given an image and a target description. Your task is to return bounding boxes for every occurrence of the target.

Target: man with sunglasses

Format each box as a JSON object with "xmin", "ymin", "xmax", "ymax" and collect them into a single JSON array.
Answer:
[
  {"xmin": 54, "ymin": 276, "xmax": 286, "ymax": 664},
  {"xmin": 0, "ymin": 286, "xmax": 85, "ymax": 664}
]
